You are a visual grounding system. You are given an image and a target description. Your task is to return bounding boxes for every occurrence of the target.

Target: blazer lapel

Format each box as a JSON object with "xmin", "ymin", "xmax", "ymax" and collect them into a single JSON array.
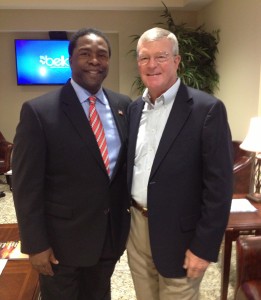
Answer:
[
  {"xmin": 150, "ymin": 83, "xmax": 193, "ymax": 178},
  {"xmin": 127, "ymin": 98, "xmax": 144, "ymax": 187},
  {"xmin": 129, "ymin": 99, "xmax": 144, "ymax": 157}
]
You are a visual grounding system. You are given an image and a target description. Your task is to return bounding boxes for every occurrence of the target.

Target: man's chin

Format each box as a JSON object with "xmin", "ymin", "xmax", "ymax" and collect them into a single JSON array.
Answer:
[
  {"xmin": 146, "ymin": 83, "xmax": 163, "ymax": 92},
  {"xmin": 86, "ymin": 73, "xmax": 107, "ymax": 84}
]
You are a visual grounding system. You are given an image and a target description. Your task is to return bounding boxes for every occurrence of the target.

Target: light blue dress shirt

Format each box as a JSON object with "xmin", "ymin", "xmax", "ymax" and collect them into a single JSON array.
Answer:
[{"xmin": 71, "ymin": 79, "xmax": 121, "ymax": 177}]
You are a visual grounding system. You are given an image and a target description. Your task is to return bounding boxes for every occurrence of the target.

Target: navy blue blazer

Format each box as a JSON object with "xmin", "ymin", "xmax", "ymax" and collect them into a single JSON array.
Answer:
[
  {"xmin": 127, "ymin": 82, "xmax": 233, "ymax": 277},
  {"xmin": 12, "ymin": 81, "xmax": 131, "ymax": 266}
]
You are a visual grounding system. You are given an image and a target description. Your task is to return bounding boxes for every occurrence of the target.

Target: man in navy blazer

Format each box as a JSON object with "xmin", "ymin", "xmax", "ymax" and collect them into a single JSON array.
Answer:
[
  {"xmin": 12, "ymin": 28, "xmax": 131, "ymax": 300},
  {"xmin": 127, "ymin": 27, "xmax": 233, "ymax": 300}
]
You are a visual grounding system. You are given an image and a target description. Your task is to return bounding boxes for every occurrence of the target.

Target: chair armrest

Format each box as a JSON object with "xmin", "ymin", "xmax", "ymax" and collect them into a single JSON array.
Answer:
[
  {"xmin": 233, "ymin": 156, "xmax": 254, "ymax": 174},
  {"xmin": 236, "ymin": 236, "xmax": 261, "ymax": 288},
  {"xmin": 241, "ymin": 280, "xmax": 261, "ymax": 300}
]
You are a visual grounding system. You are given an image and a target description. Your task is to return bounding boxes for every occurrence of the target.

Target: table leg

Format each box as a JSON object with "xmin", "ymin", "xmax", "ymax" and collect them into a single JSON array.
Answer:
[{"xmin": 221, "ymin": 230, "xmax": 233, "ymax": 300}]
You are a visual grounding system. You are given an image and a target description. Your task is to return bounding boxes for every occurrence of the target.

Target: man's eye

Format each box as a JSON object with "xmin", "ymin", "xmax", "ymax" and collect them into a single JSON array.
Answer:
[
  {"xmin": 80, "ymin": 51, "xmax": 90, "ymax": 57},
  {"xmin": 156, "ymin": 55, "xmax": 167, "ymax": 61},
  {"xmin": 98, "ymin": 53, "xmax": 109, "ymax": 59}
]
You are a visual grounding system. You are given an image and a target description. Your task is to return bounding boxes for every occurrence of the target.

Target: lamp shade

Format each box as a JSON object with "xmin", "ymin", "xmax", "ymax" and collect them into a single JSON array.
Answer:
[{"xmin": 240, "ymin": 117, "xmax": 261, "ymax": 152}]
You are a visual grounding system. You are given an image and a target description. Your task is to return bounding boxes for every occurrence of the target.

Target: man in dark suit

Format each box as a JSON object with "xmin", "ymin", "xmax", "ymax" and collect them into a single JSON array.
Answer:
[
  {"xmin": 127, "ymin": 27, "xmax": 233, "ymax": 299},
  {"xmin": 12, "ymin": 28, "xmax": 131, "ymax": 300}
]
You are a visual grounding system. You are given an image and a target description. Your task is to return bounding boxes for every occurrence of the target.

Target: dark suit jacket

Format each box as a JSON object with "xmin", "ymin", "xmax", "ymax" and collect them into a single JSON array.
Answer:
[
  {"xmin": 12, "ymin": 81, "xmax": 131, "ymax": 266},
  {"xmin": 127, "ymin": 82, "xmax": 233, "ymax": 278}
]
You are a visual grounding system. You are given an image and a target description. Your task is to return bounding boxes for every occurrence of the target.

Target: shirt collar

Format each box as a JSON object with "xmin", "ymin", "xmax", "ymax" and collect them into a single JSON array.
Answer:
[
  {"xmin": 142, "ymin": 78, "xmax": 181, "ymax": 109},
  {"xmin": 70, "ymin": 78, "xmax": 106, "ymax": 105}
]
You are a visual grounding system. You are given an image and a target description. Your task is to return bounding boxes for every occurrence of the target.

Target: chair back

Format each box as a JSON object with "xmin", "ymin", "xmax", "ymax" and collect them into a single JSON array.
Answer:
[{"xmin": 0, "ymin": 132, "xmax": 13, "ymax": 174}]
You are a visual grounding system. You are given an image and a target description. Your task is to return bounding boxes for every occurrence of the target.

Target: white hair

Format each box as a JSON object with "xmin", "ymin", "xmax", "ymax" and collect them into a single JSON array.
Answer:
[{"xmin": 137, "ymin": 27, "xmax": 179, "ymax": 55}]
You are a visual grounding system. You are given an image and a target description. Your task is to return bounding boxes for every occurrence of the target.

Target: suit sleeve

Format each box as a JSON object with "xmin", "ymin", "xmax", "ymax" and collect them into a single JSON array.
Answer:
[
  {"xmin": 190, "ymin": 100, "xmax": 234, "ymax": 262},
  {"xmin": 12, "ymin": 102, "xmax": 50, "ymax": 254}
]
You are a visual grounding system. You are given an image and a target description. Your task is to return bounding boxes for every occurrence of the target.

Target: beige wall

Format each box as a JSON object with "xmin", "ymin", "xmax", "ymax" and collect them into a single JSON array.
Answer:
[
  {"xmin": 1, "ymin": 2, "xmax": 261, "ymax": 142},
  {"xmin": 0, "ymin": 9, "xmax": 196, "ymax": 141},
  {"xmin": 198, "ymin": 0, "xmax": 261, "ymax": 141}
]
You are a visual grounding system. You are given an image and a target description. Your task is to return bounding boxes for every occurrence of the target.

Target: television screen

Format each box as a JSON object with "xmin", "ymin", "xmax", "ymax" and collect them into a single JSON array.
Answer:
[{"xmin": 15, "ymin": 39, "xmax": 71, "ymax": 85}]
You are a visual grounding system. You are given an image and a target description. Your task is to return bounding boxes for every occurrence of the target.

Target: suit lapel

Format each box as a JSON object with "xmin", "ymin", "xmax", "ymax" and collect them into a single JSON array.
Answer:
[
  {"xmin": 150, "ymin": 84, "xmax": 193, "ymax": 178},
  {"xmin": 104, "ymin": 89, "xmax": 129, "ymax": 179},
  {"xmin": 104, "ymin": 89, "xmax": 126, "ymax": 144},
  {"xmin": 61, "ymin": 82, "xmax": 107, "ymax": 173}
]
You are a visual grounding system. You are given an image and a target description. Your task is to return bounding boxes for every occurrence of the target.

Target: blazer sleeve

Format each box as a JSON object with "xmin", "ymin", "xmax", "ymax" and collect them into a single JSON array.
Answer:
[{"xmin": 190, "ymin": 99, "xmax": 234, "ymax": 261}]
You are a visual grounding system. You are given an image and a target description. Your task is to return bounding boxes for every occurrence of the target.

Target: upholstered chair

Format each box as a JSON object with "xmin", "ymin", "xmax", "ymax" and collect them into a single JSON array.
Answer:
[
  {"xmin": 235, "ymin": 236, "xmax": 261, "ymax": 300},
  {"xmin": 0, "ymin": 131, "xmax": 13, "ymax": 197}
]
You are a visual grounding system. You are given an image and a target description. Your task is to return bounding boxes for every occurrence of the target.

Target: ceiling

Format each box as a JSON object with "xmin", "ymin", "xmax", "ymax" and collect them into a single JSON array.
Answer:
[{"xmin": 0, "ymin": 0, "xmax": 214, "ymax": 11}]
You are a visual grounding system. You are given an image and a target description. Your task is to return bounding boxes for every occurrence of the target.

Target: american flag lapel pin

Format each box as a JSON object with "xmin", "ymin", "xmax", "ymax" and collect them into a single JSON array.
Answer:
[{"xmin": 118, "ymin": 109, "xmax": 124, "ymax": 116}]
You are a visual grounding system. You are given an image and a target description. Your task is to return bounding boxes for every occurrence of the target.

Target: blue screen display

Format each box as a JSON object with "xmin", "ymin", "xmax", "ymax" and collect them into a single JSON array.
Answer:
[{"xmin": 15, "ymin": 39, "xmax": 71, "ymax": 85}]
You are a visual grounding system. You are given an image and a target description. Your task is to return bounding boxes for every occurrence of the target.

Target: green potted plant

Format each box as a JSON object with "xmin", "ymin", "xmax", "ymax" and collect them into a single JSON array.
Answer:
[{"xmin": 130, "ymin": 2, "xmax": 220, "ymax": 95}]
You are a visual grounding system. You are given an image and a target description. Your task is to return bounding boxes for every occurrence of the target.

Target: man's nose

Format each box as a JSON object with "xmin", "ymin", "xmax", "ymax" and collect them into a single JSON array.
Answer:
[
  {"xmin": 88, "ymin": 53, "xmax": 100, "ymax": 63},
  {"xmin": 147, "ymin": 57, "xmax": 158, "ymax": 67}
]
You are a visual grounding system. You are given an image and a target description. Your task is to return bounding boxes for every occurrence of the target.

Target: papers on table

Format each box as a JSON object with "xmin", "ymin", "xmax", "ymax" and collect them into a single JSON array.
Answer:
[
  {"xmin": 230, "ymin": 198, "xmax": 258, "ymax": 213},
  {"xmin": 0, "ymin": 241, "xmax": 28, "ymax": 275},
  {"xmin": 0, "ymin": 259, "xmax": 8, "ymax": 275},
  {"xmin": 0, "ymin": 241, "xmax": 28, "ymax": 260}
]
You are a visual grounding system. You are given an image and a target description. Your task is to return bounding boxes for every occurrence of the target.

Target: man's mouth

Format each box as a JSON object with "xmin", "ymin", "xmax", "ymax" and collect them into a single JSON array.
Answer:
[
  {"xmin": 147, "ymin": 73, "xmax": 161, "ymax": 77},
  {"xmin": 87, "ymin": 70, "xmax": 100, "ymax": 75}
]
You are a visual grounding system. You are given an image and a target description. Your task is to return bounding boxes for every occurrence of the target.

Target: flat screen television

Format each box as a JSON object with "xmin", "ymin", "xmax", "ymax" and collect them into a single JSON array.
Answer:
[{"xmin": 15, "ymin": 39, "xmax": 71, "ymax": 85}]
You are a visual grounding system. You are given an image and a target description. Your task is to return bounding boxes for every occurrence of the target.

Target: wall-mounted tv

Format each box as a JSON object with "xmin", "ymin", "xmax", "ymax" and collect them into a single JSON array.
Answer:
[{"xmin": 15, "ymin": 39, "xmax": 71, "ymax": 85}]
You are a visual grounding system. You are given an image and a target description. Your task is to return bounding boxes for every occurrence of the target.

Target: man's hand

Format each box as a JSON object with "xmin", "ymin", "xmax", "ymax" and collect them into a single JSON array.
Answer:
[
  {"xmin": 183, "ymin": 249, "xmax": 210, "ymax": 278},
  {"xmin": 29, "ymin": 248, "xmax": 59, "ymax": 276}
]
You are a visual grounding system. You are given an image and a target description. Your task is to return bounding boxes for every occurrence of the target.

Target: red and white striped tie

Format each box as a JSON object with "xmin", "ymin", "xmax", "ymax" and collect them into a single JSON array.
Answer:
[{"xmin": 88, "ymin": 96, "xmax": 110, "ymax": 175}]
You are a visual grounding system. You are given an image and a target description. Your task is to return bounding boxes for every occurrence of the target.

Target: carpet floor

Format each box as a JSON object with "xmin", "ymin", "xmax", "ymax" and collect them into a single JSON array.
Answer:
[{"xmin": 0, "ymin": 179, "xmax": 236, "ymax": 299}]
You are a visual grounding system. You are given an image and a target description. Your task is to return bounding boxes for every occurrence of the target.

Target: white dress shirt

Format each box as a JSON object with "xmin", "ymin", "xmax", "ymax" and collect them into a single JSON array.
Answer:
[{"xmin": 131, "ymin": 79, "xmax": 181, "ymax": 207}]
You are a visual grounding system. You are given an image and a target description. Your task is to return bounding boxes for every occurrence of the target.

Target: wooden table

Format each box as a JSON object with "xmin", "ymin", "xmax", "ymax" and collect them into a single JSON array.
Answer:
[
  {"xmin": 220, "ymin": 196, "xmax": 261, "ymax": 300},
  {"xmin": 0, "ymin": 223, "xmax": 40, "ymax": 300}
]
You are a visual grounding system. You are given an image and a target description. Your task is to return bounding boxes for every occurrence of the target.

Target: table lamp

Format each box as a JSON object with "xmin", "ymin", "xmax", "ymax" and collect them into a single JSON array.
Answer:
[{"xmin": 240, "ymin": 117, "xmax": 261, "ymax": 202}]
